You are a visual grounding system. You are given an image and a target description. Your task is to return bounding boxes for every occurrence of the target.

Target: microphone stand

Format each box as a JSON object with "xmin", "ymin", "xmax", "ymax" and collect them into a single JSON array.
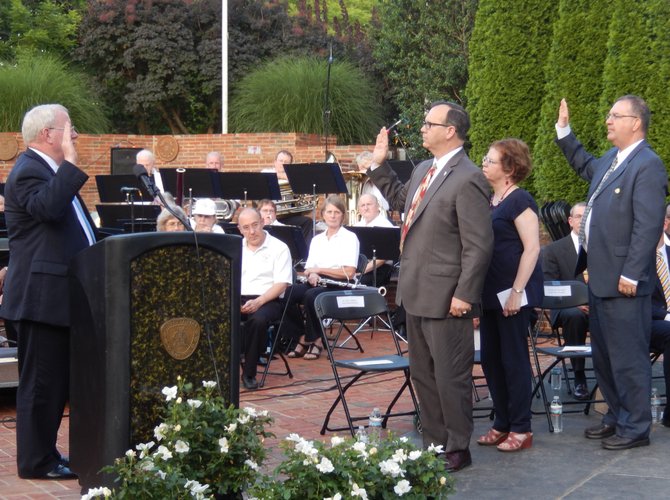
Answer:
[
  {"xmin": 126, "ymin": 192, "xmax": 135, "ymax": 233},
  {"xmin": 323, "ymin": 42, "xmax": 333, "ymax": 162},
  {"xmin": 390, "ymin": 129, "xmax": 417, "ymax": 168}
]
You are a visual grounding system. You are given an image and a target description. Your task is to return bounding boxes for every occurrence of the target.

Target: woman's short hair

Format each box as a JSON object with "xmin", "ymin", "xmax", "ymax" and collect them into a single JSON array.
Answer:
[
  {"xmin": 490, "ymin": 138, "xmax": 533, "ymax": 184},
  {"xmin": 321, "ymin": 194, "xmax": 346, "ymax": 216},
  {"xmin": 156, "ymin": 205, "xmax": 187, "ymax": 231}
]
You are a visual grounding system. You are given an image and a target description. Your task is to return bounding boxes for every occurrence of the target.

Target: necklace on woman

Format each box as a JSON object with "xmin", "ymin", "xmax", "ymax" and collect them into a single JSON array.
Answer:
[{"xmin": 490, "ymin": 184, "xmax": 516, "ymax": 207}]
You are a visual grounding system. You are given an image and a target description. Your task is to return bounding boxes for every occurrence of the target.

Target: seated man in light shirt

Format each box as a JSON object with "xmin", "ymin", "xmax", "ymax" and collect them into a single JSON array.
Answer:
[
  {"xmin": 136, "ymin": 149, "xmax": 164, "ymax": 193},
  {"xmin": 191, "ymin": 198, "xmax": 224, "ymax": 233},
  {"xmin": 354, "ymin": 193, "xmax": 395, "ymax": 286},
  {"xmin": 238, "ymin": 208, "xmax": 293, "ymax": 390},
  {"xmin": 205, "ymin": 151, "xmax": 223, "ymax": 171}
]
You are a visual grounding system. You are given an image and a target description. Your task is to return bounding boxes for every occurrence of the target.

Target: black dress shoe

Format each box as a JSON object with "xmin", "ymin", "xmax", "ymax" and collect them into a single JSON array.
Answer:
[
  {"xmin": 44, "ymin": 463, "xmax": 77, "ymax": 480},
  {"xmin": 601, "ymin": 435, "xmax": 650, "ymax": 450},
  {"xmin": 573, "ymin": 383, "xmax": 590, "ymax": 401},
  {"xmin": 242, "ymin": 375, "xmax": 258, "ymax": 390},
  {"xmin": 584, "ymin": 423, "xmax": 616, "ymax": 439},
  {"xmin": 444, "ymin": 449, "xmax": 472, "ymax": 472}
]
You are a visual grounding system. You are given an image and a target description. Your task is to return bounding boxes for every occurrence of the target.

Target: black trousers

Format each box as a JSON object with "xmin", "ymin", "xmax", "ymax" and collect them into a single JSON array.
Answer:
[
  {"xmin": 553, "ymin": 307, "xmax": 589, "ymax": 385},
  {"xmin": 650, "ymin": 319, "xmax": 670, "ymax": 414},
  {"xmin": 240, "ymin": 297, "xmax": 282, "ymax": 379},
  {"xmin": 10, "ymin": 320, "xmax": 69, "ymax": 478}
]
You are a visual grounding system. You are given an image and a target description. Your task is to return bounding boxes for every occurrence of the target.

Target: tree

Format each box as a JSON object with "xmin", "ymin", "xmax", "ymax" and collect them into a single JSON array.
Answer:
[
  {"xmin": 371, "ymin": 0, "xmax": 478, "ymax": 156},
  {"xmin": 230, "ymin": 56, "xmax": 382, "ymax": 144},
  {"xmin": 0, "ymin": 0, "xmax": 84, "ymax": 62},
  {"xmin": 466, "ymin": 0, "xmax": 559, "ymax": 173},
  {"xmin": 77, "ymin": 0, "xmax": 221, "ymax": 134},
  {"xmin": 531, "ymin": 0, "xmax": 613, "ymax": 203},
  {"xmin": 0, "ymin": 52, "xmax": 109, "ymax": 133}
]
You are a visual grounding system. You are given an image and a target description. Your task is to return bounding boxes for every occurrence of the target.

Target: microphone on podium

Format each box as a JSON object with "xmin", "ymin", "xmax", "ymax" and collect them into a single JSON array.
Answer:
[{"xmin": 132, "ymin": 164, "xmax": 161, "ymax": 199}]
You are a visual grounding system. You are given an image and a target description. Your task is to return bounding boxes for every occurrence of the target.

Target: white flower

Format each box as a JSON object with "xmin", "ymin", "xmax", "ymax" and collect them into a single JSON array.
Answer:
[
  {"xmin": 295, "ymin": 439, "xmax": 318, "ymax": 457},
  {"xmin": 81, "ymin": 486, "xmax": 112, "ymax": 499},
  {"xmin": 237, "ymin": 414, "xmax": 251, "ymax": 424},
  {"xmin": 369, "ymin": 446, "xmax": 378, "ymax": 455},
  {"xmin": 258, "ymin": 409, "xmax": 269, "ymax": 417},
  {"xmin": 136, "ymin": 441, "xmax": 155, "ymax": 458},
  {"xmin": 379, "ymin": 459, "xmax": 404, "ymax": 478},
  {"xmin": 140, "ymin": 459, "xmax": 155, "ymax": 471},
  {"xmin": 162, "ymin": 385, "xmax": 178, "ymax": 401},
  {"xmin": 352, "ymin": 441, "xmax": 369, "ymax": 459},
  {"xmin": 175, "ymin": 397, "xmax": 182, "ymax": 404},
  {"xmin": 219, "ymin": 437, "xmax": 229, "ymax": 453},
  {"xmin": 154, "ymin": 445, "xmax": 173, "ymax": 461},
  {"xmin": 245, "ymin": 459, "xmax": 259, "ymax": 471},
  {"xmin": 392, "ymin": 448, "xmax": 408, "ymax": 463},
  {"xmin": 331, "ymin": 436, "xmax": 345, "ymax": 447},
  {"xmin": 174, "ymin": 424, "xmax": 182, "ymax": 432},
  {"xmin": 243, "ymin": 406, "xmax": 258, "ymax": 417},
  {"xmin": 184, "ymin": 479, "xmax": 210, "ymax": 499},
  {"xmin": 325, "ymin": 494, "xmax": 343, "ymax": 500},
  {"xmin": 315, "ymin": 456, "xmax": 334, "ymax": 473},
  {"xmin": 154, "ymin": 423, "xmax": 169, "ymax": 442},
  {"xmin": 225, "ymin": 422, "xmax": 238, "ymax": 433},
  {"xmin": 286, "ymin": 433, "xmax": 302, "ymax": 442},
  {"xmin": 351, "ymin": 483, "xmax": 368, "ymax": 500},
  {"xmin": 124, "ymin": 449, "xmax": 136, "ymax": 459},
  {"xmin": 187, "ymin": 399, "xmax": 203, "ymax": 408},
  {"xmin": 427, "ymin": 443, "xmax": 444, "ymax": 454},
  {"xmin": 440, "ymin": 476, "xmax": 447, "ymax": 485},
  {"xmin": 394, "ymin": 479, "xmax": 412, "ymax": 496},
  {"xmin": 408, "ymin": 450, "xmax": 422, "ymax": 461},
  {"xmin": 399, "ymin": 436, "xmax": 409, "ymax": 443},
  {"xmin": 155, "ymin": 469, "xmax": 166, "ymax": 480},
  {"xmin": 202, "ymin": 380, "xmax": 217, "ymax": 388},
  {"xmin": 175, "ymin": 440, "xmax": 190, "ymax": 453}
]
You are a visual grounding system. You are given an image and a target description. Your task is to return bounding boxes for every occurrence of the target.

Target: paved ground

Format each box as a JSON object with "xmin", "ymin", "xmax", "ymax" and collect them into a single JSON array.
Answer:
[{"xmin": 0, "ymin": 328, "xmax": 668, "ymax": 499}]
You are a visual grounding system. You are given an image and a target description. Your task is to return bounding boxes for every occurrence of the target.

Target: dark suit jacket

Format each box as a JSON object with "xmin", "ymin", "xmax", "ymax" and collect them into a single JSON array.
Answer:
[
  {"xmin": 2, "ymin": 148, "xmax": 94, "ymax": 327},
  {"xmin": 651, "ymin": 245, "xmax": 670, "ymax": 321},
  {"xmin": 369, "ymin": 150, "xmax": 493, "ymax": 318},
  {"xmin": 542, "ymin": 234, "xmax": 583, "ymax": 283},
  {"xmin": 556, "ymin": 133, "xmax": 667, "ymax": 297}
]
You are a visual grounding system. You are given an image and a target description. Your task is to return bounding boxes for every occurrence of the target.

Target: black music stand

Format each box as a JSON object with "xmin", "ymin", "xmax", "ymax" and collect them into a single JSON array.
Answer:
[
  {"xmin": 217, "ymin": 172, "xmax": 282, "ymax": 204},
  {"xmin": 284, "ymin": 163, "xmax": 349, "ymax": 235},
  {"xmin": 159, "ymin": 168, "xmax": 219, "ymax": 199},
  {"xmin": 96, "ymin": 204, "xmax": 161, "ymax": 231},
  {"xmin": 346, "ymin": 226, "xmax": 400, "ymax": 263},
  {"xmin": 265, "ymin": 224, "xmax": 309, "ymax": 262},
  {"xmin": 387, "ymin": 160, "xmax": 418, "ymax": 185},
  {"xmin": 96, "ymin": 175, "xmax": 151, "ymax": 202}
]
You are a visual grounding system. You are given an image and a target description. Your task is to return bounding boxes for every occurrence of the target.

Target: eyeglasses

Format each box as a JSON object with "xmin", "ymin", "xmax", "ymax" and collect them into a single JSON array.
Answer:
[
  {"xmin": 481, "ymin": 156, "xmax": 500, "ymax": 165},
  {"xmin": 605, "ymin": 113, "xmax": 638, "ymax": 121},
  {"xmin": 48, "ymin": 126, "xmax": 79, "ymax": 134},
  {"xmin": 422, "ymin": 121, "xmax": 452, "ymax": 130}
]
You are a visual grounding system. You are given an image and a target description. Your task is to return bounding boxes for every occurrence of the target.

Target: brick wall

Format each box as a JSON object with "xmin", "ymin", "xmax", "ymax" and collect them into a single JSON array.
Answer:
[{"xmin": 0, "ymin": 132, "xmax": 375, "ymax": 209}]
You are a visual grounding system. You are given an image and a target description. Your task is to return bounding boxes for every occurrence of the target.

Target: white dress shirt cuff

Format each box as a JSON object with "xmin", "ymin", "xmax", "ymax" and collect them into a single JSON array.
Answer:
[
  {"xmin": 555, "ymin": 123, "xmax": 571, "ymax": 140},
  {"xmin": 620, "ymin": 275, "xmax": 638, "ymax": 286}
]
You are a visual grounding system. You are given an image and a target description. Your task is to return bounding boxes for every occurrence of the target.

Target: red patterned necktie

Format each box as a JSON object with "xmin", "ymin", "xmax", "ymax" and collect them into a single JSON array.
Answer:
[{"xmin": 400, "ymin": 161, "xmax": 438, "ymax": 252}]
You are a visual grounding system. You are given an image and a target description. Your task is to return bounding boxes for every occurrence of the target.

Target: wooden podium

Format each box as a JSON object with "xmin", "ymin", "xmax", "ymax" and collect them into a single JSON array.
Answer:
[{"xmin": 68, "ymin": 232, "xmax": 241, "ymax": 490}]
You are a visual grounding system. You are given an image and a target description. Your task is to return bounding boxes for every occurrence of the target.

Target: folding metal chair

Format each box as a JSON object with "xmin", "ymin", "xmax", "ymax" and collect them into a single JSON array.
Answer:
[
  {"xmin": 314, "ymin": 289, "xmax": 419, "ymax": 436},
  {"xmin": 258, "ymin": 321, "xmax": 293, "ymax": 388},
  {"xmin": 530, "ymin": 280, "xmax": 603, "ymax": 431}
]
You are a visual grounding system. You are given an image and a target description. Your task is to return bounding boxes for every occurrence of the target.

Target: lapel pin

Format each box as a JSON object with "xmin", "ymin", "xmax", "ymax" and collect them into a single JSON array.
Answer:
[{"xmin": 614, "ymin": 188, "xmax": 621, "ymax": 194}]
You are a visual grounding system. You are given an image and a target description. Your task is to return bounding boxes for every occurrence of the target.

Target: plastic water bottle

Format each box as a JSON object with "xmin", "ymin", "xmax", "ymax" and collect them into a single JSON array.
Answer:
[
  {"xmin": 550, "ymin": 366, "xmax": 562, "ymax": 391},
  {"xmin": 355, "ymin": 425, "xmax": 368, "ymax": 444},
  {"xmin": 550, "ymin": 396, "xmax": 563, "ymax": 433},
  {"xmin": 651, "ymin": 388, "xmax": 662, "ymax": 424},
  {"xmin": 368, "ymin": 407, "xmax": 383, "ymax": 444}
]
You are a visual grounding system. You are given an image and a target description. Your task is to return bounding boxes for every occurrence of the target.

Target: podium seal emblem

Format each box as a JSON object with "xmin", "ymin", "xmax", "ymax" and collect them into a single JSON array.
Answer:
[{"xmin": 160, "ymin": 317, "xmax": 201, "ymax": 360}]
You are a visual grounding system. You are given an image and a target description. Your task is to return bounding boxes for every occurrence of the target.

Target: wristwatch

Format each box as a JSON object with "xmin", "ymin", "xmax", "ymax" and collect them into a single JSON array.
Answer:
[{"xmin": 512, "ymin": 287, "xmax": 524, "ymax": 294}]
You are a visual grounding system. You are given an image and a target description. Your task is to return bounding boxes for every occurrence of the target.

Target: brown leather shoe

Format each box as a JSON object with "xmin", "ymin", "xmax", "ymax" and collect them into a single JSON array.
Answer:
[
  {"xmin": 601, "ymin": 435, "xmax": 650, "ymax": 450},
  {"xmin": 444, "ymin": 449, "xmax": 472, "ymax": 472},
  {"xmin": 584, "ymin": 423, "xmax": 616, "ymax": 439}
]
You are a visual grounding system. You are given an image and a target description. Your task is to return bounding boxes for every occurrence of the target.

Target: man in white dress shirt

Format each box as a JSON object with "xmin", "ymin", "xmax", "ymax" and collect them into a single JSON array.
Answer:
[{"xmin": 136, "ymin": 149, "xmax": 164, "ymax": 193}]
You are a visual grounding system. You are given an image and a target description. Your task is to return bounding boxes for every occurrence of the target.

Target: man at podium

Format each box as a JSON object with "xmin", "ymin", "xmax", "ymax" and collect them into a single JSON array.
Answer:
[
  {"xmin": 238, "ymin": 208, "xmax": 292, "ymax": 390},
  {"xmin": 2, "ymin": 104, "xmax": 97, "ymax": 480}
]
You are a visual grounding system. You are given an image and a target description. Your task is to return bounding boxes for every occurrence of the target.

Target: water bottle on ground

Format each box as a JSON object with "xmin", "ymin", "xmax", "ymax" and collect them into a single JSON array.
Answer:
[
  {"xmin": 550, "ymin": 396, "xmax": 563, "ymax": 433},
  {"xmin": 550, "ymin": 366, "xmax": 562, "ymax": 392},
  {"xmin": 368, "ymin": 407, "xmax": 383, "ymax": 444},
  {"xmin": 355, "ymin": 425, "xmax": 368, "ymax": 444},
  {"xmin": 651, "ymin": 388, "xmax": 662, "ymax": 424}
]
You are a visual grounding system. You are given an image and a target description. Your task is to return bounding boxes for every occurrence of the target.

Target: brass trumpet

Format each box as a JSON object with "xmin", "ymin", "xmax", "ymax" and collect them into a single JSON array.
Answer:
[{"xmin": 296, "ymin": 275, "xmax": 386, "ymax": 296}]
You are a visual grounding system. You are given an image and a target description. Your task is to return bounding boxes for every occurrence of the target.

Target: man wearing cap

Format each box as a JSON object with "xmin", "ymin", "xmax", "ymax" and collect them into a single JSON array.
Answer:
[{"xmin": 191, "ymin": 198, "xmax": 224, "ymax": 233}]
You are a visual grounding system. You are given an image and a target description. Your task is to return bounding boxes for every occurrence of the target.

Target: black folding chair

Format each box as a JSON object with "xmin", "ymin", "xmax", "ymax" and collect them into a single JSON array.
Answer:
[
  {"xmin": 258, "ymin": 321, "xmax": 293, "ymax": 388},
  {"xmin": 314, "ymin": 289, "xmax": 419, "ymax": 436},
  {"xmin": 530, "ymin": 280, "xmax": 603, "ymax": 431}
]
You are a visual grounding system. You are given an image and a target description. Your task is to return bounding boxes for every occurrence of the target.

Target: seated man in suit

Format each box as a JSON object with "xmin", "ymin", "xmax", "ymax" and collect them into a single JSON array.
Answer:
[
  {"xmin": 650, "ymin": 206, "xmax": 670, "ymax": 427},
  {"xmin": 542, "ymin": 202, "xmax": 590, "ymax": 400},
  {"xmin": 238, "ymin": 208, "xmax": 293, "ymax": 390}
]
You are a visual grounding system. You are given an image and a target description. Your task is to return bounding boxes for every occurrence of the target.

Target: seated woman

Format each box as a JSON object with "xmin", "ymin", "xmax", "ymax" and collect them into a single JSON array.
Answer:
[
  {"xmin": 156, "ymin": 205, "xmax": 188, "ymax": 232},
  {"xmin": 284, "ymin": 195, "xmax": 360, "ymax": 360}
]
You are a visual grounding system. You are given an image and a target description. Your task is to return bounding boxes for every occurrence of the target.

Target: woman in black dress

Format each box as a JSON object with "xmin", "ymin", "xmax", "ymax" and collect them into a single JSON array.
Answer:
[{"xmin": 477, "ymin": 138, "xmax": 543, "ymax": 452}]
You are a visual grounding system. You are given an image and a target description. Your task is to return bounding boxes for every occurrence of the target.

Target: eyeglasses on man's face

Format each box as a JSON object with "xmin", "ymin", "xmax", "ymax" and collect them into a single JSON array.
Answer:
[
  {"xmin": 48, "ymin": 126, "xmax": 79, "ymax": 135},
  {"xmin": 422, "ymin": 120, "xmax": 452, "ymax": 130},
  {"xmin": 605, "ymin": 113, "xmax": 638, "ymax": 121}
]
